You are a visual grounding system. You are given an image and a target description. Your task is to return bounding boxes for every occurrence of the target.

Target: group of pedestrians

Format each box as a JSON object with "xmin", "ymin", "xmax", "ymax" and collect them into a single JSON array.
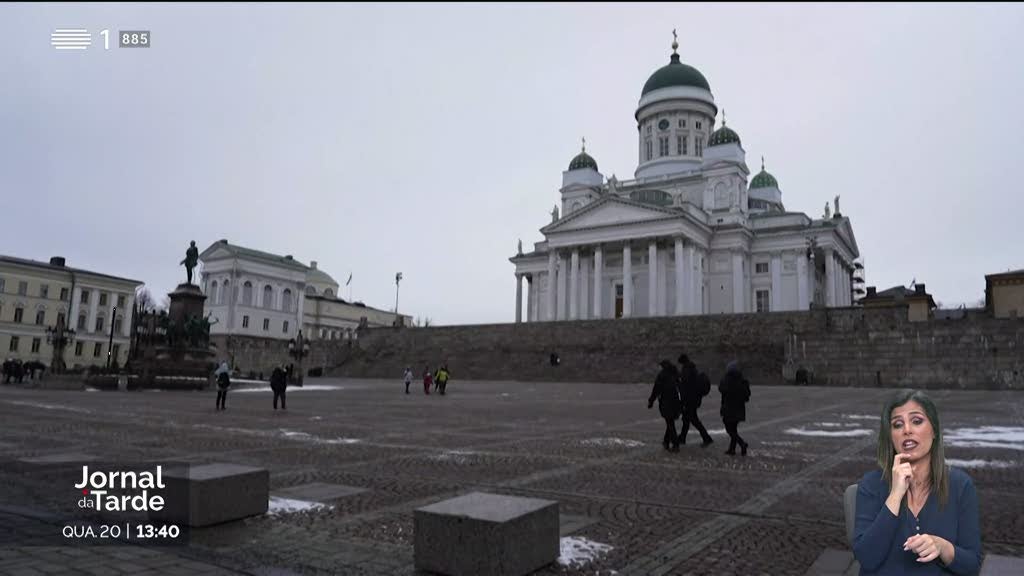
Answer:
[
  {"xmin": 2, "ymin": 359, "xmax": 45, "ymax": 384},
  {"xmin": 648, "ymin": 355, "xmax": 751, "ymax": 456},
  {"xmin": 212, "ymin": 361, "xmax": 291, "ymax": 411},
  {"xmin": 403, "ymin": 364, "xmax": 451, "ymax": 395}
]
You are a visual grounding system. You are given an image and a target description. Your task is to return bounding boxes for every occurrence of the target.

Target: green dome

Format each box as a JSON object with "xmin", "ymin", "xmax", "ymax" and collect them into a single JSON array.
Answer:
[
  {"xmin": 641, "ymin": 54, "xmax": 711, "ymax": 96},
  {"xmin": 708, "ymin": 125, "xmax": 741, "ymax": 147},
  {"xmin": 750, "ymin": 168, "xmax": 778, "ymax": 189},
  {"xmin": 569, "ymin": 151, "xmax": 598, "ymax": 171}
]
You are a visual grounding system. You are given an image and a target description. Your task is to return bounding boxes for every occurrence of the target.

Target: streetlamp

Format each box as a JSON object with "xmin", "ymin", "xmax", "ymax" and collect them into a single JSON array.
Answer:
[
  {"xmin": 45, "ymin": 317, "xmax": 76, "ymax": 375},
  {"xmin": 287, "ymin": 330, "xmax": 311, "ymax": 386},
  {"xmin": 106, "ymin": 306, "xmax": 117, "ymax": 371},
  {"xmin": 394, "ymin": 272, "xmax": 403, "ymax": 315}
]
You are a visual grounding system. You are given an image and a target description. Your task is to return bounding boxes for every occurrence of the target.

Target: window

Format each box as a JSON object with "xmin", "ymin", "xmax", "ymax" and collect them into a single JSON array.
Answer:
[
  {"xmin": 678, "ymin": 135, "xmax": 688, "ymax": 155},
  {"xmin": 0, "ymin": 278, "xmax": 4, "ymax": 293},
  {"xmin": 75, "ymin": 341, "xmax": 83, "ymax": 356},
  {"xmin": 220, "ymin": 279, "xmax": 229, "ymax": 305},
  {"xmin": 242, "ymin": 282, "xmax": 253, "ymax": 306},
  {"xmin": 17, "ymin": 281, "xmax": 28, "ymax": 296},
  {"xmin": 112, "ymin": 344, "xmax": 121, "ymax": 361},
  {"xmin": 99, "ymin": 293, "xmax": 108, "ymax": 307},
  {"xmin": 95, "ymin": 316, "xmax": 105, "ymax": 332},
  {"xmin": 78, "ymin": 314, "xmax": 87, "ymax": 330},
  {"xmin": 305, "ymin": 285, "xmax": 316, "ymax": 295},
  {"xmin": 282, "ymin": 289, "xmax": 292, "ymax": 313},
  {"xmin": 263, "ymin": 285, "xmax": 273, "ymax": 309},
  {"xmin": 756, "ymin": 262, "xmax": 769, "ymax": 275},
  {"xmin": 9, "ymin": 336, "xmax": 19, "ymax": 352},
  {"xmin": 93, "ymin": 342, "xmax": 102, "ymax": 358},
  {"xmin": 645, "ymin": 140, "xmax": 652, "ymax": 161},
  {"xmin": 80, "ymin": 290, "xmax": 90, "ymax": 304},
  {"xmin": 117, "ymin": 294, "xmax": 125, "ymax": 308},
  {"xmin": 283, "ymin": 320, "xmax": 289, "ymax": 333},
  {"xmin": 263, "ymin": 318, "xmax": 270, "ymax": 331},
  {"xmin": 696, "ymin": 137, "xmax": 704, "ymax": 157},
  {"xmin": 242, "ymin": 315, "xmax": 249, "ymax": 328},
  {"xmin": 646, "ymin": 124, "xmax": 652, "ymax": 134},
  {"xmin": 60, "ymin": 287, "xmax": 69, "ymax": 301},
  {"xmin": 756, "ymin": 290, "xmax": 770, "ymax": 313},
  {"xmin": 14, "ymin": 307, "xmax": 23, "ymax": 323},
  {"xmin": 324, "ymin": 288, "xmax": 334, "ymax": 298},
  {"xmin": 35, "ymin": 310, "xmax": 45, "ymax": 325},
  {"xmin": 659, "ymin": 137, "xmax": 669, "ymax": 157},
  {"xmin": 210, "ymin": 281, "xmax": 218, "ymax": 303},
  {"xmin": 57, "ymin": 312, "xmax": 66, "ymax": 327},
  {"xmin": 114, "ymin": 317, "xmax": 123, "ymax": 334},
  {"xmin": 320, "ymin": 328, "xmax": 326, "ymax": 339},
  {"xmin": 31, "ymin": 338, "xmax": 41, "ymax": 353},
  {"xmin": 679, "ymin": 119, "xmax": 685, "ymax": 128},
  {"xmin": 40, "ymin": 284, "xmax": 49, "ymax": 299},
  {"xmin": 696, "ymin": 121, "xmax": 702, "ymax": 130}
]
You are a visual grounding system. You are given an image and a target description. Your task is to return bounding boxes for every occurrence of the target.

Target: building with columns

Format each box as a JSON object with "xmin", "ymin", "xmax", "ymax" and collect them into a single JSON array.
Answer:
[
  {"xmin": 0, "ymin": 254, "xmax": 141, "ymax": 369},
  {"xmin": 199, "ymin": 240, "xmax": 411, "ymax": 342},
  {"xmin": 510, "ymin": 39, "xmax": 861, "ymax": 321}
]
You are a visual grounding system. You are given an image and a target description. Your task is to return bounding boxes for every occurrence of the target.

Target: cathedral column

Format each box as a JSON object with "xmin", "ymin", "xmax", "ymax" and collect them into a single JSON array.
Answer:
[
  {"xmin": 824, "ymin": 248, "xmax": 836, "ymax": 307},
  {"xmin": 526, "ymin": 275, "xmax": 534, "ymax": 322},
  {"xmin": 70, "ymin": 286, "xmax": 82, "ymax": 326},
  {"xmin": 771, "ymin": 253, "xmax": 783, "ymax": 312},
  {"xmin": 87, "ymin": 289, "xmax": 99, "ymax": 333},
  {"xmin": 580, "ymin": 254, "xmax": 590, "ymax": 320},
  {"xmin": 688, "ymin": 245, "xmax": 699, "ymax": 314},
  {"xmin": 622, "ymin": 244, "xmax": 633, "ymax": 318},
  {"xmin": 558, "ymin": 253, "xmax": 568, "ymax": 320},
  {"xmin": 732, "ymin": 251, "xmax": 745, "ymax": 313},
  {"xmin": 674, "ymin": 237, "xmax": 686, "ymax": 315},
  {"xmin": 648, "ymin": 240, "xmax": 658, "ymax": 317},
  {"xmin": 515, "ymin": 273, "xmax": 523, "ymax": 323},
  {"xmin": 569, "ymin": 249, "xmax": 580, "ymax": 320},
  {"xmin": 546, "ymin": 251, "xmax": 557, "ymax": 321},
  {"xmin": 797, "ymin": 251, "xmax": 809, "ymax": 310},
  {"xmin": 593, "ymin": 245, "xmax": 603, "ymax": 319}
]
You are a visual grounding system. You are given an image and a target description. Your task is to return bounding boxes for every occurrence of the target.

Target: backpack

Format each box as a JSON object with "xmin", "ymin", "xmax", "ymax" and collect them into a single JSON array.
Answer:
[
  {"xmin": 217, "ymin": 372, "xmax": 230, "ymax": 389},
  {"xmin": 698, "ymin": 372, "xmax": 711, "ymax": 397}
]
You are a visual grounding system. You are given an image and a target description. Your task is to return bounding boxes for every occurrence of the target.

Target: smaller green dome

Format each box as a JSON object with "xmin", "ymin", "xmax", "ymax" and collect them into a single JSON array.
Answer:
[
  {"xmin": 708, "ymin": 125, "xmax": 740, "ymax": 147},
  {"xmin": 750, "ymin": 157, "xmax": 778, "ymax": 189},
  {"xmin": 568, "ymin": 140, "xmax": 598, "ymax": 171}
]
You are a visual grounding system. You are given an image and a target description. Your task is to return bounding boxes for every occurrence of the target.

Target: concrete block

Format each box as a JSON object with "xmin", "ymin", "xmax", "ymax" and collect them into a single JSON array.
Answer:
[
  {"xmin": 150, "ymin": 463, "xmax": 268, "ymax": 527},
  {"xmin": 414, "ymin": 492, "xmax": 559, "ymax": 576}
]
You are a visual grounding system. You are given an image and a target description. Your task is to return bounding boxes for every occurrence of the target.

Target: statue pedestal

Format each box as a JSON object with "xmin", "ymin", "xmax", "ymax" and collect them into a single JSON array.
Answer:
[{"xmin": 169, "ymin": 283, "xmax": 206, "ymax": 327}]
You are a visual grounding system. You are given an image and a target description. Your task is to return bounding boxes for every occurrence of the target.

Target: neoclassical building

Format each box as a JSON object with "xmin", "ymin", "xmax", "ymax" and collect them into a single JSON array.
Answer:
[
  {"xmin": 510, "ymin": 39, "xmax": 861, "ymax": 321},
  {"xmin": 0, "ymin": 254, "xmax": 141, "ymax": 369},
  {"xmin": 199, "ymin": 240, "xmax": 410, "ymax": 342}
]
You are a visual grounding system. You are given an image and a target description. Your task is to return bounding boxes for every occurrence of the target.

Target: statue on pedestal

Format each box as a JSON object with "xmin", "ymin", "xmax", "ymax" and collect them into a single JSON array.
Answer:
[
  {"xmin": 517, "ymin": 239, "xmax": 523, "ymax": 255},
  {"xmin": 833, "ymin": 194, "xmax": 841, "ymax": 216},
  {"xmin": 551, "ymin": 204, "xmax": 560, "ymax": 223},
  {"xmin": 180, "ymin": 240, "xmax": 200, "ymax": 285},
  {"xmin": 824, "ymin": 202, "xmax": 831, "ymax": 220}
]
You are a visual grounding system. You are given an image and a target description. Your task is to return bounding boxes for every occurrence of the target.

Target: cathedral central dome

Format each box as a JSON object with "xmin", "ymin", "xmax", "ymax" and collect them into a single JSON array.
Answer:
[{"xmin": 641, "ymin": 53, "xmax": 711, "ymax": 95}]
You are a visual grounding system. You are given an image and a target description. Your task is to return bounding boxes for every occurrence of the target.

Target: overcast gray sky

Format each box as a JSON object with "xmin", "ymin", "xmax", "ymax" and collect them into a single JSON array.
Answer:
[{"xmin": 2, "ymin": 3, "xmax": 1022, "ymax": 324}]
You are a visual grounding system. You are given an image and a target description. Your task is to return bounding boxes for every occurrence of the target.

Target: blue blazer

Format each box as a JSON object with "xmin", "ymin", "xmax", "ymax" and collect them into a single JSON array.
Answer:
[{"xmin": 853, "ymin": 467, "xmax": 982, "ymax": 575}]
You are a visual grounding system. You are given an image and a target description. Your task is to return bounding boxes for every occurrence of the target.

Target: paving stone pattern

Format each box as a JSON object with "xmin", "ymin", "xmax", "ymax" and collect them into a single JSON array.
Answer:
[{"xmin": 1, "ymin": 379, "xmax": 1022, "ymax": 575}]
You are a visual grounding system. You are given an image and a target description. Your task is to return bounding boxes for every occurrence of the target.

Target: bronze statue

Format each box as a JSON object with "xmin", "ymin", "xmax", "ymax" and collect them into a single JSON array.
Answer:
[{"xmin": 180, "ymin": 240, "xmax": 200, "ymax": 285}]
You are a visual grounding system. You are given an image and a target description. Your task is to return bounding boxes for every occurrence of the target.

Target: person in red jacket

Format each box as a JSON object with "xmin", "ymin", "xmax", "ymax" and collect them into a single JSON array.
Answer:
[{"xmin": 423, "ymin": 366, "xmax": 433, "ymax": 395}]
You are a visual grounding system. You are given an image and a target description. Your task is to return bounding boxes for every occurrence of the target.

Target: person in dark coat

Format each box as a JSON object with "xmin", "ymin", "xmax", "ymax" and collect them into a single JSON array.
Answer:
[
  {"xmin": 270, "ymin": 365, "xmax": 287, "ymax": 410},
  {"xmin": 214, "ymin": 362, "xmax": 231, "ymax": 411},
  {"xmin": 648, "ymin": 359, "xmax": 683, "ymax": 452},
  {"xmin": 678, "ymin": 354, "xmax": 713, "ymax": 447},
  {"xmin": 719, "ymin": 361, "xmax": 751, "ymax": 455}
]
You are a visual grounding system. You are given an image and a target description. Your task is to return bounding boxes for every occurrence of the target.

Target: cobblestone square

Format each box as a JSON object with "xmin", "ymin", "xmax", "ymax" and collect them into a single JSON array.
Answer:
[{"xmin": 1, "ymin": 380, "xmax": 1021, "ymax": 575}]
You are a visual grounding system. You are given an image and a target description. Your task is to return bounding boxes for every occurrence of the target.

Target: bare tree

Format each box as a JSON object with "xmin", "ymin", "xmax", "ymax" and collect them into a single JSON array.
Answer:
[
  {"xmin": 423, "ymin": 317, "xmax": 433, "ymax": 327},
  {"xmin": 135, "ymin": 286, "xmax": 157, "ymax": 313}
]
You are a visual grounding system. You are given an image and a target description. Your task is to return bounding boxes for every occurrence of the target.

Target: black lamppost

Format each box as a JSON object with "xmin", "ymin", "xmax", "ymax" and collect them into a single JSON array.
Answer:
[
  {"xmin": 287, "ymin": 330, "xmax": 310, "ymax": 386},
  {"xmin": 106, "ymin": 305, "xmax": 117, "ymax": 371},
  {"xmin": 394, "ymin": 272, "xmax": 403, "ymax": 315},
  {"xmin": 45, "ymin": 317, "xmax": 76, "ymax": 375}
]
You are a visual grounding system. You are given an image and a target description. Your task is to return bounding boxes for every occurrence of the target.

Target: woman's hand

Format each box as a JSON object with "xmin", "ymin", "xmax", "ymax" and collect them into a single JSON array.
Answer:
[
  {"xmin": 886, "ymin": 453, "xmax": 913, "ymax": 514},
  {"xmin": 904, "ymin": 534, "xmax": 950, "ymax": 564}
]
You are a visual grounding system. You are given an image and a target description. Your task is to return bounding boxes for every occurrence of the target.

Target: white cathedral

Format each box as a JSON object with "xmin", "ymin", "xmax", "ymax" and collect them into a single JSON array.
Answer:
[{"xmin": 510, "ymin": 37, "xmax": 861, "ymax": 322}]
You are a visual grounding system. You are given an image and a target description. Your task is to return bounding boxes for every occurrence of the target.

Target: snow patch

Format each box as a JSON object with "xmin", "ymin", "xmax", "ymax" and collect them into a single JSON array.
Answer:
[
  {"xmin": 579, "ymin": 438, "xmax": 644, "ymax": 448},
  {"xmin": 4, "ymin": 400, "xmax": 92, "ymax": 414},
  {"xmin": 946, "ymin": 458, "xmax": 1016, "ymax": 469},
  {"xmin": 233, "ymin": 384, "xmax": 344, "ymax": 393},
  {"xmin": 432, "ymin": 450, "xmax": 477, "ymax": 463},
  {"xmin": 845, "ymin": 414, "xmax": 879, "ymax": 420},
  {"xmin": 945, "ymin": 427, "xmax": 1024, "ymax": 451},
  {"xmin": 267, "ymin": 496, "xmax": 332, "ymax": 516},
  {"xmin": 558, "ymin": 536, "xmax": 613, "ymax": 567},
  {"xmin": 785, "ymin": 427, "xmax": 872, "ymax": 438}
]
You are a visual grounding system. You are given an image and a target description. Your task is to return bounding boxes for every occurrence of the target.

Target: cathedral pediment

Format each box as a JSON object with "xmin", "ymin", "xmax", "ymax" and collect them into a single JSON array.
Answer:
[{"xmin": 542, "ymin": 197, "xmax": 681, "ymax": 234}]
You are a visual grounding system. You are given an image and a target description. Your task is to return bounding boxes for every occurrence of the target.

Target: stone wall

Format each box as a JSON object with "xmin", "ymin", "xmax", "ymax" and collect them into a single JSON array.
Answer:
[{"xmin": 323, "ymin": 308, "xmax": 1024, "ymax": 390}]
